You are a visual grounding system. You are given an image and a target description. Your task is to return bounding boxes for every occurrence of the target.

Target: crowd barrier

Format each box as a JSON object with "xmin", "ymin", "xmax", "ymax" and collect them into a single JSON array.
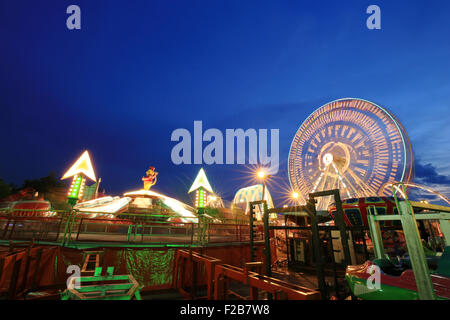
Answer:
[{"xmin": 0, "ymin": 209, "xmax": 262, "ymax": 246}]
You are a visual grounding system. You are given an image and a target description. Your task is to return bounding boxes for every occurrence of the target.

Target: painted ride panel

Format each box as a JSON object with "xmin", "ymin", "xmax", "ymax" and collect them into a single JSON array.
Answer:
[
  {"xmin": 346, "ymin": 247, "xmax": 450, "ymax": 300},
  {"xmin": 328, "ymin": 197, "xmax": 401, "ymax": 227},
  {"xmin": 0, "ymin": 200, "xmax": 54, "ymax": 217}
]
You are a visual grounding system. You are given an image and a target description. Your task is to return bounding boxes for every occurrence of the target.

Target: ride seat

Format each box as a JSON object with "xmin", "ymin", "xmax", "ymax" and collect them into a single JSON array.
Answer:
[
  {"xmin": 436, "ymin": 246, "xmax": 450, "ymax": 277},
  {"xmin": 373, "ymin": 258, "xmax": 405, "ymax": 276}
]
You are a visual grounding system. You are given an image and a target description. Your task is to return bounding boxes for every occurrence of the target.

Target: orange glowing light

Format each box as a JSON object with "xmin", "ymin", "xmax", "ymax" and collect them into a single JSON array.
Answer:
[{"xmin": 257, "ymin": 170, "xmax": 266, "ymax": 179}]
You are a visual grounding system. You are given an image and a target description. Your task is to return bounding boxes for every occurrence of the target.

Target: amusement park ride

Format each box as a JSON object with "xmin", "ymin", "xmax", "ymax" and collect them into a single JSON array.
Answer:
[
  {"xmin": 288, "ymin": 98, "xmax": 415, "ymax": 210},
  {"xmin": 346, "ymin": 190, "xmax": 450, "ymax": 300},
  {"xmin": 284, "ymin": 98, "xmax": 449, "ymax": 300},
  {"xmin": 0, "ymin": 98, "xmax": 449, "ymax": 300}
]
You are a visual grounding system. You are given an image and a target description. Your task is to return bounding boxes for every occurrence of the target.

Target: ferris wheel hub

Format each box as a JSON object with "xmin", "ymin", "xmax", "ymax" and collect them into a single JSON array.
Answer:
[{"xmin": 322, "ymin": 153, "xmax": 334, "ymax": 166}]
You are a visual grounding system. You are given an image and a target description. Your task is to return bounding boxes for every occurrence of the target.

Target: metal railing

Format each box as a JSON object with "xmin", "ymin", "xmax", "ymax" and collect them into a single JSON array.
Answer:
[{"xmin": 0, "ymin": 208, "xmax": 262, "ymax": 247}]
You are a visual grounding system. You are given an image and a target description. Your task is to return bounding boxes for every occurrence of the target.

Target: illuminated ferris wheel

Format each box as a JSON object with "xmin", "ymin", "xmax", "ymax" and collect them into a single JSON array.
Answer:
[{"xmin": 288, "ymin": 98, "xmax": 414, "ymax": 210}]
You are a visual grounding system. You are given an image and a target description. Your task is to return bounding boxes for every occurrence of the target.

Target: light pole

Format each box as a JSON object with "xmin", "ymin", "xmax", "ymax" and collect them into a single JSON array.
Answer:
[
  {"xmin": 257, "ymin": 170, "xmax": 271, "ymax": 206},
  {"xmin": 256, "ymin": 169, "xmax": 273, "ymax": 284}
]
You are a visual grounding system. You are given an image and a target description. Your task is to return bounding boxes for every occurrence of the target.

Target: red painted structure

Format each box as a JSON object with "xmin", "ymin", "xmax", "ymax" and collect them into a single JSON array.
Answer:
[
  {"xmin": 213, "ymin": 263, "xmax": 320, "ymax": 300},
  {"xmin": 0, "ymin": 200, "xmax": 52, "ymax": 217},
  {"xmin": 0, "ymin": 242, "xmax": 273, "ymax": 298},
  {"xmin": 328, "ymin": 197, "xmax": 401, "ymax": 227},
  {"xmin": 172, "ymin": 249, "xmax": 320, "ymax": 300}
]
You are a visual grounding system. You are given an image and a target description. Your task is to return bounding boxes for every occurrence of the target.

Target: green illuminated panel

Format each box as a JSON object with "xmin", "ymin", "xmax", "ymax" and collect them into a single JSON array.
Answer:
[{"xmin": 68, "ymin": 175, "xmax": 85, "ymax": 200}]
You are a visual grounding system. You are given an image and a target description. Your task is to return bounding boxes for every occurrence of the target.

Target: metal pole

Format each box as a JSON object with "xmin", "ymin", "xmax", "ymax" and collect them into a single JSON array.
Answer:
[
  {"xmin": 367, "ymin": 207, "xmax": 385, "ymax": 260},
  {"xmin": 61, "ymin": 208, "xmax": 74, "ymax": 246},
  {"xmin": 262, "ymin": 200, "xmax": 273, "ymax": 300},
  {"xmin": 308, "ymin": 199, "xmax": 327, "ymax": 300},
  {"xmin": 263, "ymin": 201, "xmax": 271, "ymax": 277},
  {"xmin": 284, "ymin": 215, "xmax": 289, "ymax": 263},
  {"xmin": 260, "ymin": 181, "xmax": 266, "ymax": 221},
  {"xmin": 333, "ymin": 192, "xmax": 352, "ymax": 266},
  {"xmin": 94, "ymin": 178, "xmax": 101, "ymax": 199},
  {"xmin": 262, "ymin": 182, "xmax": 266, "ymax": 204},
  {"xmin": 328, "ymin": 229, "xmax": 340, "ymax": 299},
  {"xmin": 249, "ymin": 204, "xmax": 255, "ymax": 262},
  {"xmin": 397, "ymin": 201, "xmax": 436, "ymax": 300}
]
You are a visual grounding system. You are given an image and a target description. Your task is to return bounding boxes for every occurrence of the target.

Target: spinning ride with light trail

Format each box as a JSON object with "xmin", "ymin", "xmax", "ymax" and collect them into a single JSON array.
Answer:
[{"xmin": 288, "ymin": 98, "xmax": 414, "ymax": 210}]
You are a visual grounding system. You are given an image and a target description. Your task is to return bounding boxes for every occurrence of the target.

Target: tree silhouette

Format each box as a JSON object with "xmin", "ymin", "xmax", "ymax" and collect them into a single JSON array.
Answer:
[
  {"xmin": 21, "ymin": 172, "xmax": 66, "ymax": 194},
  {"xmin": 0, "ymin": 179, "xmax": 12, "ymax": 199}
]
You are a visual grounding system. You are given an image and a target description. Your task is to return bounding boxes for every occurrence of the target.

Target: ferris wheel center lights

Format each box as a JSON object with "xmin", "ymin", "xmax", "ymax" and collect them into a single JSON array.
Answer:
[{"xmin": 323, "ymin": 153, "xmax": 334, "ymax": 166}]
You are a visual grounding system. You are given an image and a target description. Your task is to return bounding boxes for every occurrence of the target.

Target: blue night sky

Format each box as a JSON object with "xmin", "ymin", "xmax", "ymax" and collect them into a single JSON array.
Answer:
[{"xmin": 1, "ymin": 1, "xmax": 450, "ymax": 204}]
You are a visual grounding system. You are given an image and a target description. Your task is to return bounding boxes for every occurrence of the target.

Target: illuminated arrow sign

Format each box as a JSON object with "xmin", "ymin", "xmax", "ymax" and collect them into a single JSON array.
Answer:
[
  {"xmin": 62, "ymin": 150, "xmax": 96, "ymax": 182},
  {"xmin": 188, "ymin": 168, "xmax": 213, "ymax": 209},
  {"xmin": 62, "ymin": 150, "xmax": 96, "ymax": 204},
  {"xmin": 188, "ymin": 168, "xmax": 213, "ymax": 194}
]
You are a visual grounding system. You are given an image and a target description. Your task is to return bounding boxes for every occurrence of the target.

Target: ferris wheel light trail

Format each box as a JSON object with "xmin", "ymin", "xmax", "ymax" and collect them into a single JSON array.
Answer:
[
  {"xmin": 391, "ymin": 184, "xmax": 407, "ymax": 199},
  {"xmin": 311, "ymin": 162, "xmax": 330, "ymax": 194},
  {"xmin": 331, "ymin": 162, "xmax": 353, "ymax": 199},
  {"xmin": 385, "ymin": 182, "xmax": 450, "ymax": 205},
  {"xmin": 288, "ymin": 98, "xmax": 413, "ymax": 210},
  {"xmin": 346, "ymin": 166, "xmax": 378, "ymax": 196}
]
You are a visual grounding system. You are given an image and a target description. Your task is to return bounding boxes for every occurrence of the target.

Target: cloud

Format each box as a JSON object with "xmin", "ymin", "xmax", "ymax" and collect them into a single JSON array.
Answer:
[
  {"xmin": 415, "ymin": 161, "xmax": 450, "ymax": 185},
  {"xmin": 412, "ymin": 160, "xmax": 450, "ymax": 201},
  {"xmin": 408, "ymin": 189, "xmax": 438, "ymax": 200}
]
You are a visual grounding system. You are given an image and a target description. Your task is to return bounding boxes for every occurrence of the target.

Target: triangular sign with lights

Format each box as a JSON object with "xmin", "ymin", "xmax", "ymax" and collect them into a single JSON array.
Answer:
[
  {"xmin": 188, "ymin": 168, "xmax": 213, "ymax": 193},
  {"xmin": 61, "ymin": 150, "xmax": 97, "ymax": 182}
]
